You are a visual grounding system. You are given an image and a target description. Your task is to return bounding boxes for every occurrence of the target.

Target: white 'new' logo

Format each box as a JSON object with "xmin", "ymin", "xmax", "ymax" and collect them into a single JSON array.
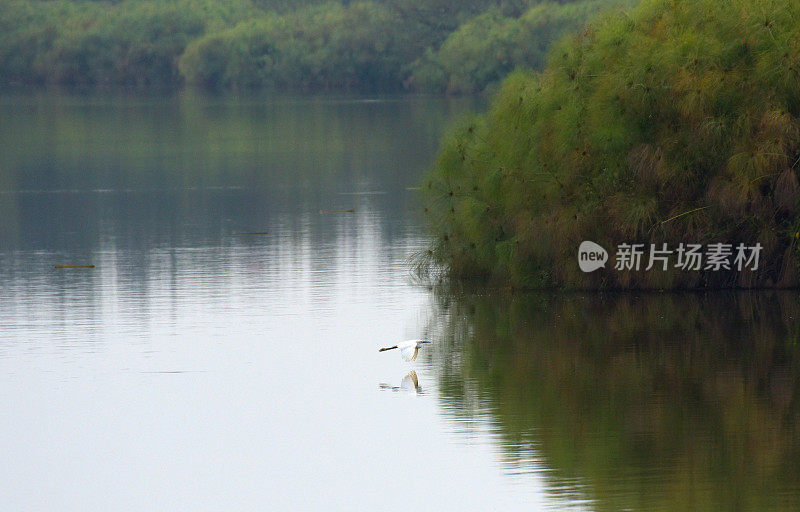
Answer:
[{"xmin": 578, "ymin": 241, "xmax": 608, "ymax": 272}]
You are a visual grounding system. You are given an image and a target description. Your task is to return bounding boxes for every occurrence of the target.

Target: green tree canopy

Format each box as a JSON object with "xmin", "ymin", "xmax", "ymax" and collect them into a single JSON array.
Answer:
[{"xmin": 0, "ymin": 0, "xmax": 626, "ymax": 91}]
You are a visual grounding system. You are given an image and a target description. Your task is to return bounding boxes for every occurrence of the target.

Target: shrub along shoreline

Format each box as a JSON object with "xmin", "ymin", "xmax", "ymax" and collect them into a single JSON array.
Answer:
[
  {"xmin": 0, "ymin": 0, "xmax": 625, "ymax": 92},
  {"xmin": 421, "ymin": 0, "xmax": 800, "ymax": 289}
]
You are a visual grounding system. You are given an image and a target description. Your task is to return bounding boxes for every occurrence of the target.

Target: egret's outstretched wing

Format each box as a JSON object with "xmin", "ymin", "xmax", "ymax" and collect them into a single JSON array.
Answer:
[{"xmin": 400, "ymin": 344, "xmax": 419, "ymax": 362}]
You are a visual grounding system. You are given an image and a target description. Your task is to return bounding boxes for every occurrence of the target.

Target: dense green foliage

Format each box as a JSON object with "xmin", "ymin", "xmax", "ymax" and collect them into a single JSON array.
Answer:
[
  {"xmin": 409, "ymin": 0, "xmax": 621, "ymax": 93},
  {"xmin": 0, "ymin": 0, "xmax": 256, "ymax": 86},
  {"xmin": 422, "ymin": 0, "xmax": 800, "ymax": 289},
  {"xmin": 179, "ymin": 3, "xmax": 411, "ymax": 91},
  {"xmin": 0, "ymin": 0, "xmax": 621, "ymax": 90}
]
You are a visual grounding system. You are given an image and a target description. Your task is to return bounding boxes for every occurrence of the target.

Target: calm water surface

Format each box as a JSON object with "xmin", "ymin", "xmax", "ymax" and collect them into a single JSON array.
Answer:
[{"xmin": 1, "ymin": 93, "xmax": 800, "ymax": 511}]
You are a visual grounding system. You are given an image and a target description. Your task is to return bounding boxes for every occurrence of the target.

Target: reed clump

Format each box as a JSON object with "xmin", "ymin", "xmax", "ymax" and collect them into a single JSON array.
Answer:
[{"xmin": 422, "ymin": 0, "xmax": 800, "ymax": 289}]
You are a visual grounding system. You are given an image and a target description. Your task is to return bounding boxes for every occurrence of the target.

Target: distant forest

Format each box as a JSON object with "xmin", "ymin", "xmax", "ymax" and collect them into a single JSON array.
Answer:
[{"xmin": 0, "ymin": 0, "xmax": 631, "ymax": 91}]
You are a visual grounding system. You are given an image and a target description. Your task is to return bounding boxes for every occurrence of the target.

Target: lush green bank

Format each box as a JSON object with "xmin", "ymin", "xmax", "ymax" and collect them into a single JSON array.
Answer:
[
  {"xmin": 422, "ymin": 0, "xmax": 800, "ymax": 289},
  {"xmin": 0, "ymin": 0, "xmax": 623, "ymax": 91},
  {"xmin": 409, "ymin": 0, "xmax": 627, "ymax": 93}
]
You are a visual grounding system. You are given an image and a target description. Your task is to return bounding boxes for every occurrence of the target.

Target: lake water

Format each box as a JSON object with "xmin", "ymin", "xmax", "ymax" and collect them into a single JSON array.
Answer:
[{"xmin": 2, "ymin": 93, "xmax": 800, "ymax": 511}]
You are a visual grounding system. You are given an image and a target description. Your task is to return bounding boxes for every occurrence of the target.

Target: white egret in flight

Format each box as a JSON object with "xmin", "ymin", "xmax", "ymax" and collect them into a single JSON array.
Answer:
[{"xmin": 379, "ymin": 339, "xmax": 431, "ymax": 362}]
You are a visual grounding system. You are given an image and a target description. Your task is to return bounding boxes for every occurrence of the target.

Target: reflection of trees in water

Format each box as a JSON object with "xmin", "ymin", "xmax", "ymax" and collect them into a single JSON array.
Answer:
[
  {"xmin": 429, "ymin": 290, "xmax": 800, "ymax": 511},
  {"xmin": 0, "ymin": 95, "xmax": 477, "ymax": 339},
  {"xmin": 0, "ymin": 94, "xmax": 477, "ymax": 252}
]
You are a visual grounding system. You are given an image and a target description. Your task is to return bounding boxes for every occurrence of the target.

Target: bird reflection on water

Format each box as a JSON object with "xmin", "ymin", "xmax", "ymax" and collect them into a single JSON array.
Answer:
[{"xmin": 379, "ymin": 371, "xmax": 423, "ymax": 394}]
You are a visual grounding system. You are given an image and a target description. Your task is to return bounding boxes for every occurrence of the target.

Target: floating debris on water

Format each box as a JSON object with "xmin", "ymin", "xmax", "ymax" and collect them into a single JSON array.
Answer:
[
  {"xmin": 320, "ymin": 208, "xmax": 355, "ymax": 213},
  {"xmin": 54, "ymin": 264, "xmax": 95, "ymax": 269},
  {"xmin": 232, "ymin": 232, "xmax": 269, "ymax": 235}
]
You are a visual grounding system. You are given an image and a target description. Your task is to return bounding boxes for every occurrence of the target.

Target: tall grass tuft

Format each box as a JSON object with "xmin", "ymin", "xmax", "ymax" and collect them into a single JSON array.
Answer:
[{"xmin": 422, "ymin": 0, "xmax": 800, "ymax": 289}]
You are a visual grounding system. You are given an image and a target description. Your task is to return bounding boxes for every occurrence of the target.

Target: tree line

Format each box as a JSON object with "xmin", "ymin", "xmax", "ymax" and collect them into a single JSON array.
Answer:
[{"xmin": 0, "ymin": 0, "xmax": 625, "ymax": 91}]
